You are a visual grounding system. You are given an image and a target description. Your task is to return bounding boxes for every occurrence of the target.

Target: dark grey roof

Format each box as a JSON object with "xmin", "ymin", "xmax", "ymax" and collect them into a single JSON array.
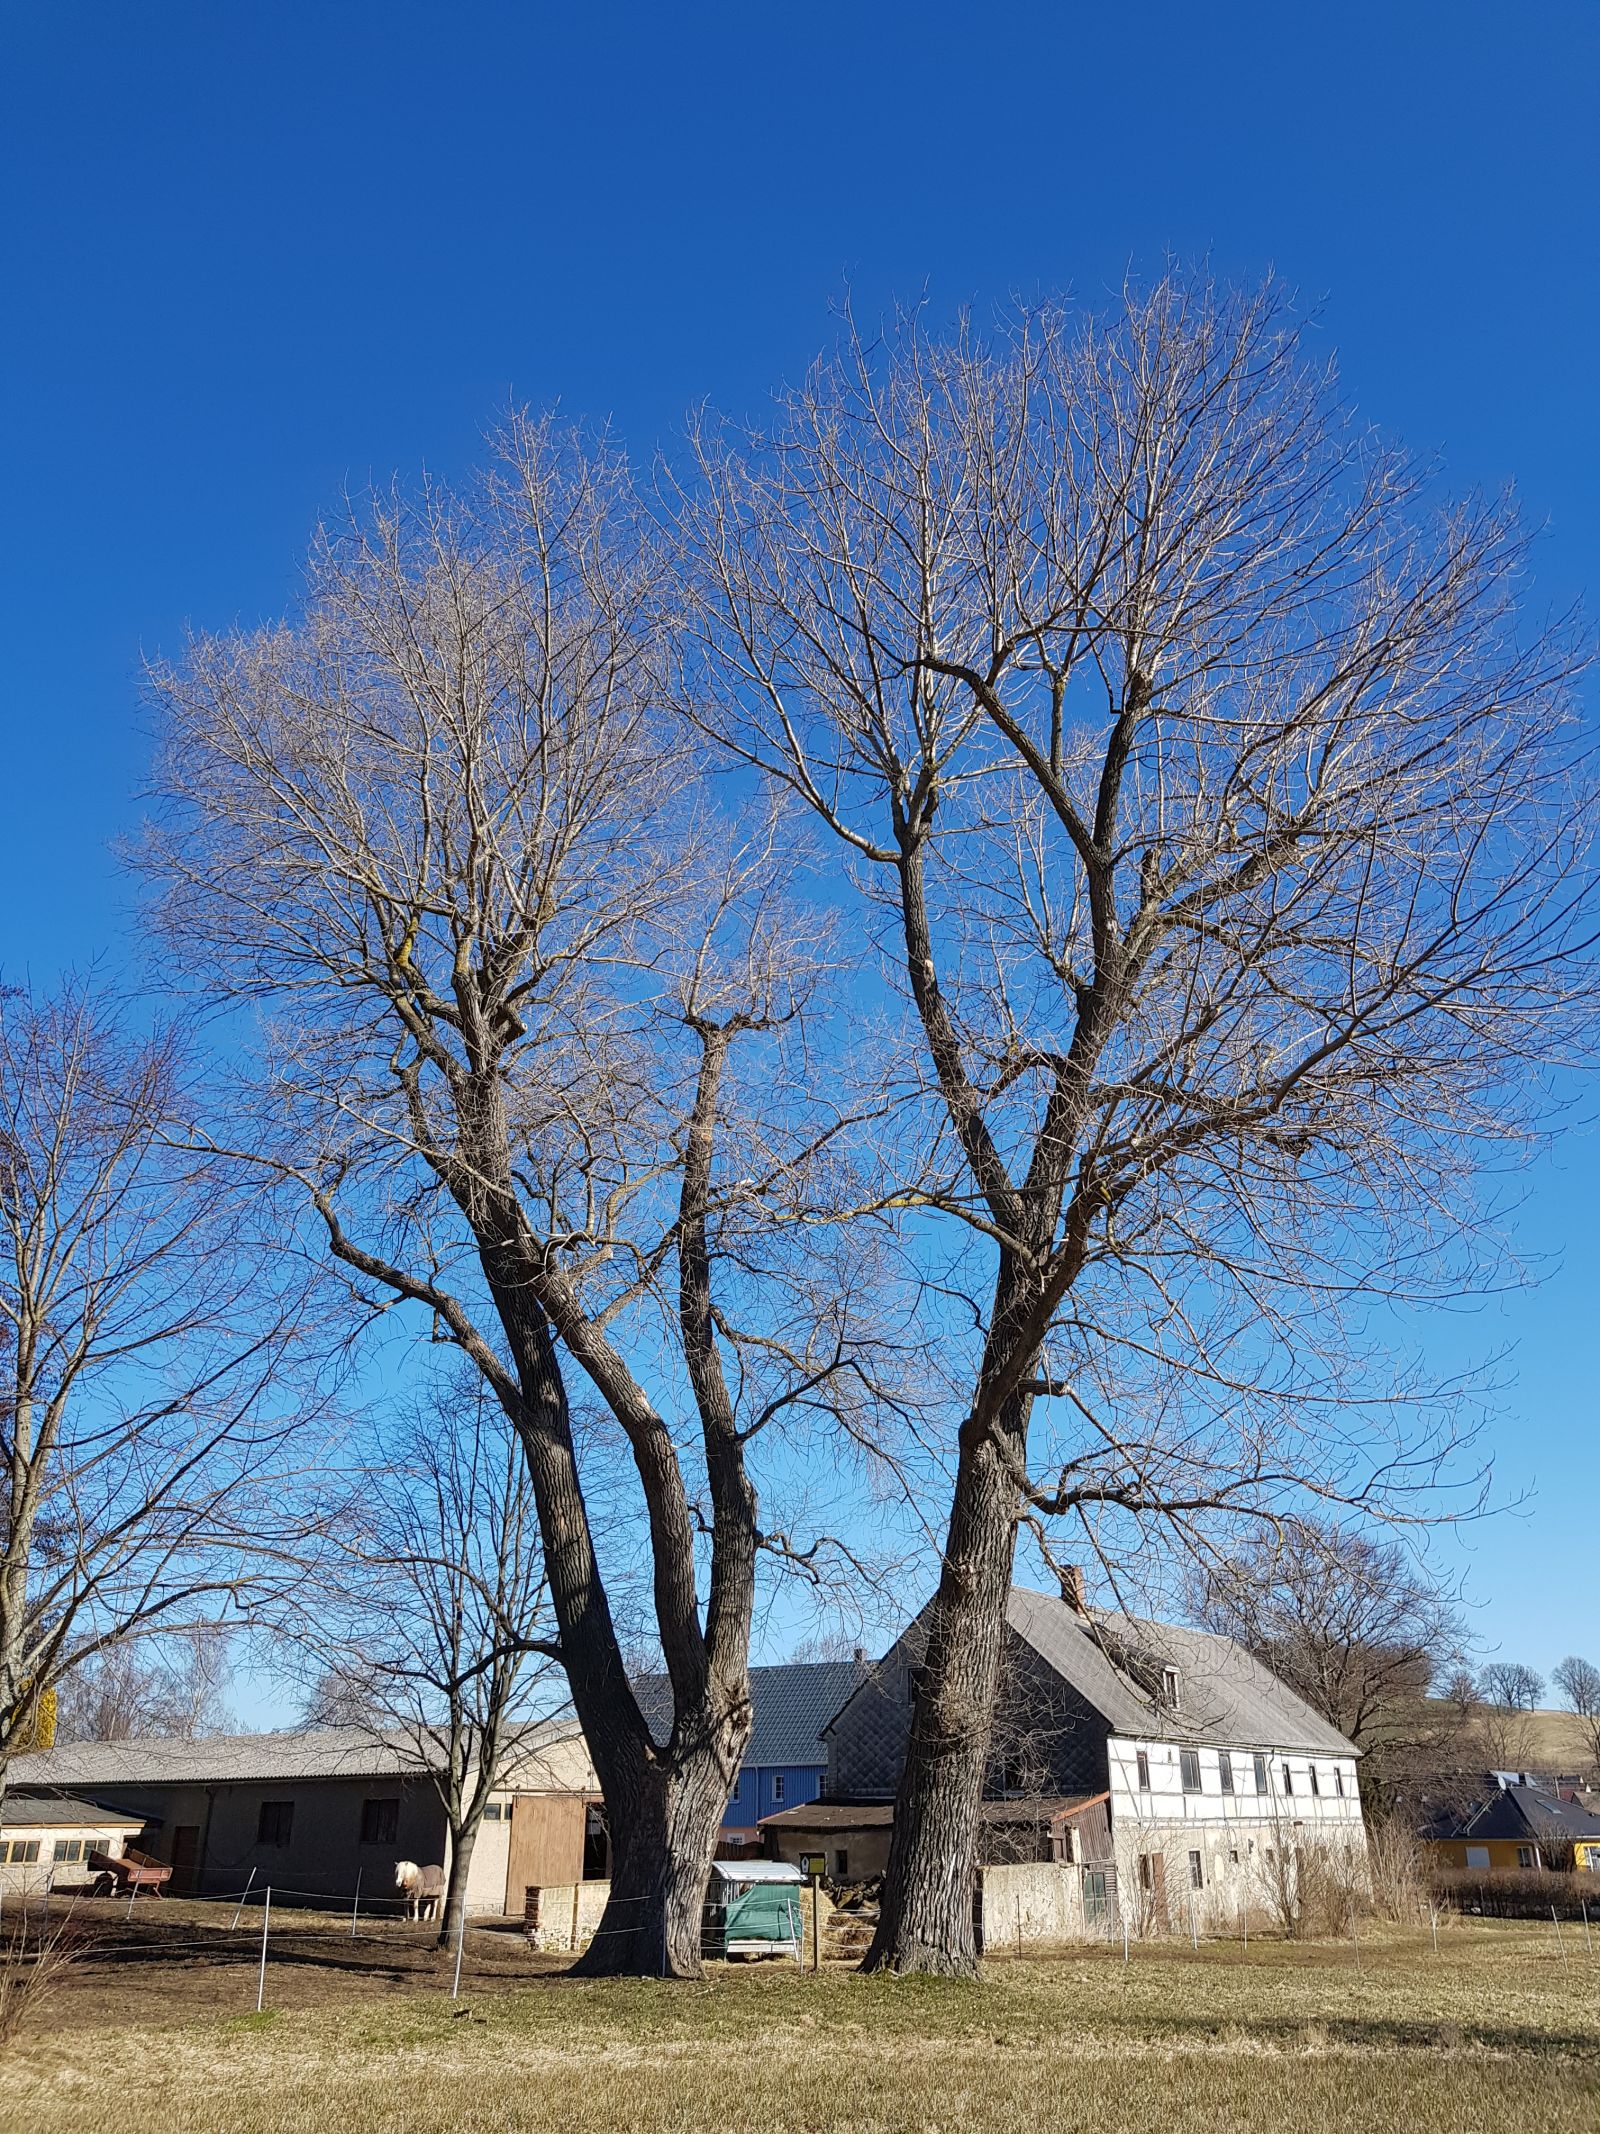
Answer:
[
  {"xmin": 635, "ymin": 1661, "xmax": 865, "ymax": 1769},
  {"xmin": 1448, "ymin": 1784, "xmax": 1600, "ymax": 1847},
  {"xmin": 1005, "ymin": 1588, "xmax": 1357, "ymax": 1757},
  {"xmin": 6, "ymin": 1716, "xmax": 580, "ymax": 1792},
  {"xmin": 1, "ymin": 1791, "xmax": 147, "ymax": 1829}
]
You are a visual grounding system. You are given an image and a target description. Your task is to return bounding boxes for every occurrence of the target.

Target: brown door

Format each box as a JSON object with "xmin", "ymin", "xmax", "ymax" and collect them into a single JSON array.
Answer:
[
  {"xmin": 504, "ymin": 1794, "xmax": 585, "ymax": 1910},
  {"xmin": 169, "ymin": 1825, "xmax": 201, "ymax": 1895}
]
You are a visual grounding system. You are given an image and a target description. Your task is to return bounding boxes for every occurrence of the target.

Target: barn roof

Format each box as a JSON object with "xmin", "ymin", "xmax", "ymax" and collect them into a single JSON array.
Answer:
[
  {"xmin": 1003, "ymin": 1588, "xmax": 1357, "ymax": 1758},
  {"xmin": 6, "ymin": 1716, "xmax": 582, "ymax": 1792}
]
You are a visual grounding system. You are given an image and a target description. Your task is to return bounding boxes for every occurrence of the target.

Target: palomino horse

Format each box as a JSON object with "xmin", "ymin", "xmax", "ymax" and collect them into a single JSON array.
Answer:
[{"xmin": 394, "ymin": 1859, "xmax": 445, "ymax": 1921}]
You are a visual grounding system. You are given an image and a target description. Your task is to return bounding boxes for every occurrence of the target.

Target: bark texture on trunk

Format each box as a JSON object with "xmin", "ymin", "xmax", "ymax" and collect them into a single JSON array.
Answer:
[
  {"xmin": 571, "ymin": 1728, "xmax": 741, "ymax": 1977},
  {"xmin": 862, "ymin": 1406, "xmax": 1024, "ymax": 1974}
]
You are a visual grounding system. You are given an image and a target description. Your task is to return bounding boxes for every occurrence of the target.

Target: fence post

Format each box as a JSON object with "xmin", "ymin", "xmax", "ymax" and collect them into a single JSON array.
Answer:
[
  {"xmin": 451, "ymin": 1895, "xmax": 467, "ymax": 2000},
  {"xmin": 230, "ymin": 1868, "xmax": 257, "ymax": 1932},
  {"xmin": 1552, "ymin": 1904, "xmax": 1569, "ymax": 1973},
  {"xmin": 1582, "ymin": 1901, "xmax": 1593, "ymax": 1959},
  {"xmin": 351, "ymin": 1868, "xmax": 362, "ymax": 1941},
  {"xmin": 256, "ymin": 1887, "xmax": 272, "ymax": 2012},
  {"xmin": 811, "ymin": 1873, "xmax": 821, "ymax": 1974},
  {"xmin": 1188, "ymin": 1887, "xmax": 1198, "ymax": 1952},
  {"xmin": 1122, "ymin": 1913, "xmax": 1129, "ymax": 1965}
]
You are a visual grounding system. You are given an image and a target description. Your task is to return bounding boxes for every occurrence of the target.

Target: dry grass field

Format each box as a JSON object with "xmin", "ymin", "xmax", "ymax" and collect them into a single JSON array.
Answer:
[{"xmin": 3, "ymin": 1911, "xmax": 1597, "ymax": 2134}]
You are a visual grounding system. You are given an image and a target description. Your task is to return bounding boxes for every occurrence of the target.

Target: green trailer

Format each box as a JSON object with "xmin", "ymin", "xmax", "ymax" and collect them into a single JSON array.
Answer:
[{"xmin": 702, "ymin": 1860, "xmax": 804, "ymax": 1960}]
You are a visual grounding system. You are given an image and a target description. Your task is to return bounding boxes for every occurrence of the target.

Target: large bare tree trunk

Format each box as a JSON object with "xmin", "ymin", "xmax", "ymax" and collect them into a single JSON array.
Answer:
[{"xmin": 866, "ymin": 1305, "xmax": 1034, "ymax": 1975}]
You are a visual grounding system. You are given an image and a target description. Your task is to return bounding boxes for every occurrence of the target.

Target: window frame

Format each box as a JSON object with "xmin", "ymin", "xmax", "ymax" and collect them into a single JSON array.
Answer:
[
  {"xmin": 256, "ymin": 1799, "xmax": 295, "ymax": 1849},
  {"xmin": 1218, "ymin": 1751, "xmax": 1234, "ymax": 1794},
  {"xmin": 1135, "ymin": 1749, "xmax": 1151, "ymax": 1792},
  {"xmin": 359, "ymin": 1797, "xmax": 400, "ymax": 1847},
  {"xmin": 1281, "ymin": 1762, "xmax": 1294, "ymax": 1796},
  {"xmin": 1187, "ymin": 1848, "xmax": 1204, "ymax": 1891},
  {"xmin": 1179, "ymin": 1748, "xmax": 1202, "ymax": 1794},
  {"xmin": 1253, "ymin": 1752, "xmax": 1268, "ymax": 1793},
  {"xmin": 771, "ymin": 1773, "xmax": 785, "ymax": 1803}
]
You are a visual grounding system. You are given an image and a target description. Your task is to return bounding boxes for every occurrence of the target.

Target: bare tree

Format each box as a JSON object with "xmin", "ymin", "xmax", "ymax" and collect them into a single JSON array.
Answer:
[
  {"xmin": 0, "ymin": 980, "xmax": 307, "ymax": 1803},
  {"xmin": 674, "ymin": 273, "xmax": 1597, "ymax": 1971},
  {"xmin": 274, "ymin": 1372, "xmax": 557, "ymax": 1946},
  {"xmin": 1552, "ymin": 1654, "xmax": 1600, "ymax": 1777},
  {"xmin": 1193, "ymin": 1518, "xmax": 1464, "ymax": 1807},
  {"xmin": 1477, "ymin": 1660, "xmax": 1547, "ymax": 1769},
  {"xmin": 142, "ymin": 422, "xmax": 902, "ymax": 1975},
  {"xmin": 53, "ymin": 1623, "xmax": 235, "ymax": 1743}
]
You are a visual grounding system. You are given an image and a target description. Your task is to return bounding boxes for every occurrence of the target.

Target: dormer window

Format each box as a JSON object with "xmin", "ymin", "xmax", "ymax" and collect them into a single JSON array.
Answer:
[{"xmin": 1161, "ymin": 1668, "xmax": 1181, "ymax": 1709}]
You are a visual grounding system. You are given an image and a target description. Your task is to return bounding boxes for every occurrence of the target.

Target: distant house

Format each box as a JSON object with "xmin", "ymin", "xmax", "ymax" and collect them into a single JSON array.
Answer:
[
  {"xmin": 763, "ymin": 1583, "xmax": 1366, "ymax": 1932},
  {"xmin": 5, "ymin": 1718, "xmax": 600, "ymax": 1915},
  {"xmin": 1426, "ymin": 1778, "xmax": 1600, "ymax": 1874},
  {"xmin": 0, "ymin": 1792, "xmax": 147, "ymax": 1897},
  {"xmin": 635, "ymin": 1660, "xmax": 866, "ymax": 1849}
]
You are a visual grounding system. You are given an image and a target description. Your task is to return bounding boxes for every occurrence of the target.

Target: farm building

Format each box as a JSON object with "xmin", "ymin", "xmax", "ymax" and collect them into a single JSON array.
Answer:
[
  {"xmin": 0, "ymin": 1792, "xmax": 147, "ymax": 1898},
  {"xmin": 4, "ymin": 1716, "xmax": 602, "ymax": 1916},
  {"xmin": 1425, "ymin": 1777, "xmax": 1600, "ymax": 1874},
  {"xmin": 765, "ymin": 1581, "xmax": 1367, "ymax": 1937},
  {"xmin": 634, "ymin": 1659, "xmax": 867, "ymax": 1849}
]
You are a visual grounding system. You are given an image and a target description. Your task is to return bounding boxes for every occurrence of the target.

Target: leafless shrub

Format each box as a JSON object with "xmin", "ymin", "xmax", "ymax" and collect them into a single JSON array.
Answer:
[{"xmin": 0, "ymin": 1921, "xmax": 81, "ymax": 2049}]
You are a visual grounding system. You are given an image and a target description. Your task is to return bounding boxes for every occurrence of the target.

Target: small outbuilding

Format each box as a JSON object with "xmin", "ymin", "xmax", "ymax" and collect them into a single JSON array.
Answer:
[
  {"xmin": 0, "ymin": 1792, "xmax": 147, "ymax": 1897},
  {"xmin": 702, "ymin": 1859, "xmax": 803, "ymax": 1959}
]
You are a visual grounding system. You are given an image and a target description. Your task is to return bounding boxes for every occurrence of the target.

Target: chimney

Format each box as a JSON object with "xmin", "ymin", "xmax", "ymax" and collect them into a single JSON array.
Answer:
[
  {"xmin": 852, "ymin": 1647, "xmax": 866, "ymax": 1665},
  {"xmin": 1058, "ymin": 1564, "xmax": 1086, "ymax": 1614}
]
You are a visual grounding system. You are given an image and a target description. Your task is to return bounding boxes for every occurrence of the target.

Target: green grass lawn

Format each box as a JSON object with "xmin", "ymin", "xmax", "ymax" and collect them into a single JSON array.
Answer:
[{"xmin": 6, "ymin": 1923, "xmax": 1598, "ymax": 2133}]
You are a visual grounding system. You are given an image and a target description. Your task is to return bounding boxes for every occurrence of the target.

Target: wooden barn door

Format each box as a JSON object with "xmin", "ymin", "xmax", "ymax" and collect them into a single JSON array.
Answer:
[{"xmin": 504, "ymin": 1795, "xmax": 585, "ymax": 1911}]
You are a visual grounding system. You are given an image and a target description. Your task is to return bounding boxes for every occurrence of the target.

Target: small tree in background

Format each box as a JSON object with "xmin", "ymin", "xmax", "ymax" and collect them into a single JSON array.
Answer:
[
  {"xmin": 1476, "ymin": 1661, "xmax": 1547, "ymax": 1770},
  {"xmin": 1552, "ymin": 1655, "xmax": 1600, "ymax": 1778},
  {"xmin": 0, "ymin": 980, "xmax": 310, "ymax": 1806},
  {"xmin": 276, "ymin": 1373, "xmax": 558, "ymax": 1947}
]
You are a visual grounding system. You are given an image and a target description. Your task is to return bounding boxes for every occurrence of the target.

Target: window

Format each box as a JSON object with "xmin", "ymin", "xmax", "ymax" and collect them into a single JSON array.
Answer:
[
  {"xmin": 1465, "ymin": 1844, "xmax": 1490, "ymax": 1869},
  {"xmin": 1083, "ymin": 1868, "xmax": 1110, "ymax": 1928},
  {"xmin": 834, "ymin": 1848, "xmax": 849, "ymax": 1879},
  {"xmin": 1309, "ymin": 1765, "xmax": 1321, "ymax": 1798},
  {"xmin": 1334, "ymin": 1768, "xmax": 1345, "ymax": 1798},
  {"xmin": 1218, "ymin": 1751, "xmax": 1234, "ymax": 1794},
  {"xmin": 1517, "ymin": 1845, "xmax": 1537, "ymax": 1870},
  {"xmin": 482, "ymin": 1801, "xmax": 503, "ymax": 1822},
  {"xmin": 1161, "ymin": 1668, "xmax": 1181, "ymax": 1709},
  {"xmin": 1281, "ymin": 1763, "xmax": 1294, "ymax": 1796},
  {"xmin": 1138, "ymin": 1853, "xmax": 1156, "ymax": 1891},
  {"xmin": 1229, "ymin": 1848, "xmax": 1240, "ymax": 1866},
  {"xmin": 1136, "ymin": 1750, "xmax": 1151, "ymax": 1791},
  {"xmin": 257, "ymin": 1800, "xmax": 294, "ymax": 1848},
  {"xmin": 771, "ymin": 1774, "xmax": 785, "ymax": 1803},
  {"xmin": 1179, "ymin": 1749, "xmax": 1202, "ymax": 1793},
  {"xmin": 1188, "ymin": 1848, "xmax": 1204, "ymax": 1891},
  {"xmin": 1253, "ymin": 1753, "xmax": 1268, "ymax": 1793},
  {"xmin": 2, "ymin": 1839, "xmax": 40, "ymax": 1864},
  {"xmin": 52, "ymin": 1838, "xmax": 86, "ymax": 1863},
  {"xmin": 1057, "ymin": 1827, "xmax": 1076, "ymax": 1866},
  {"xmin": 360, "ymin": 1798, "xmax": 399, "ymax": 1846}
]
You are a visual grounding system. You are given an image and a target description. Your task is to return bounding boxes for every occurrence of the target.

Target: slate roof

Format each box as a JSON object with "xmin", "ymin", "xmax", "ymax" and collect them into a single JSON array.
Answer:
[
  {"xmin": 1004, "ymin": 1588, "xmax": 1357, "ymax": 1757},
  {"xmin": 6, "ymin": 1716, "xmax": 581, "ymax": 1793},
  {"xmin": 0, "ymin": 1792, "xmax": 147, "ymax": 1829},
  {"xmin": 634, "ymin": 1661, "xmax": 865, "ymax": 1768},
  {"xmin": 1439, "ymin": 1783, "xmax": 1600, "ymax": 1848}
]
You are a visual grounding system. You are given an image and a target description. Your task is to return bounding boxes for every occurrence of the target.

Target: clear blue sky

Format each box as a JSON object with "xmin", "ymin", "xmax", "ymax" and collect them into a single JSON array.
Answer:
[{"xmin": 3, "ymin": 2, "xmax": 1596, "ymax": 1688}]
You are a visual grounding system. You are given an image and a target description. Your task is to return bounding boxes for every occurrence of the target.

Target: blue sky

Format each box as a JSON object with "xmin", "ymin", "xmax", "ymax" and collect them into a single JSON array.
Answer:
[{"xmin": 3, "ymin": 2, "xmax": 1597, "ymax": 1692}]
